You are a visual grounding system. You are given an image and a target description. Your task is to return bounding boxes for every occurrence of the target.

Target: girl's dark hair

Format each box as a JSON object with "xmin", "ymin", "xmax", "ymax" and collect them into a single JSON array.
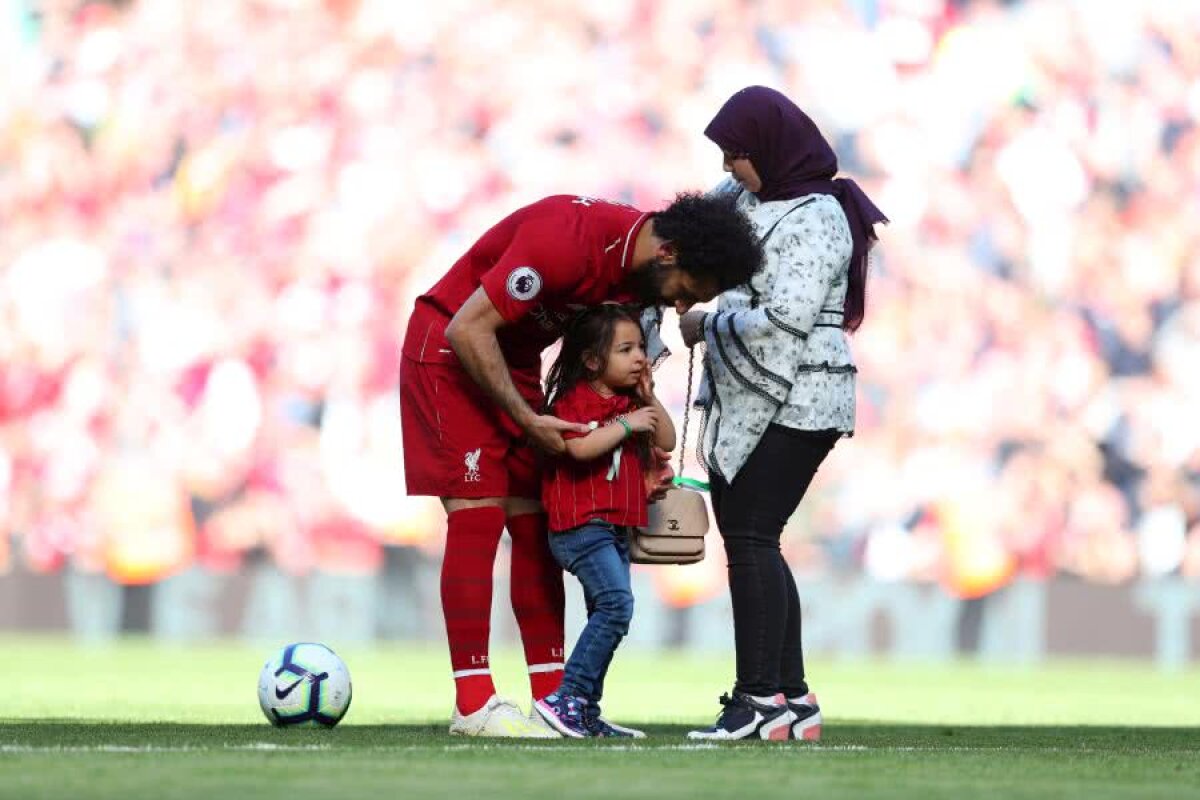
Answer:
[{"xmin": 544, "ymin": 304, "xmax": 643, "ymax": 412}]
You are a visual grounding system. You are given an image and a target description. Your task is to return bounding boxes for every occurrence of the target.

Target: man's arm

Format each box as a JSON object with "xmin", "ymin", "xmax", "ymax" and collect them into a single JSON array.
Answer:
[
  {"xmin": 445, "ymin": 287, "xmax": 534, "ymax": 428},
  {"xmin": 445, "ymin": 287, "xmax": 587, "ymax": 454}
]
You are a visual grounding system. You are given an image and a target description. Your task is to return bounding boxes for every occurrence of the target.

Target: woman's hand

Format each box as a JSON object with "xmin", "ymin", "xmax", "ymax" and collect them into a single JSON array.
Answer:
[
  {"xmin": 678, "ymin": 310, "xmax": 708, "ymax": 348},
  {"xmin": 624, "ymin": 406, "xmax": 660, "ymax": 434}
]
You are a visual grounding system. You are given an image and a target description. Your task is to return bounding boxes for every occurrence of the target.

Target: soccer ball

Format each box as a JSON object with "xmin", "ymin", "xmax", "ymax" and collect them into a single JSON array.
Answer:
[{"xmin": 257, "ymin": 642, "xmax": 352, "ymax": 727}]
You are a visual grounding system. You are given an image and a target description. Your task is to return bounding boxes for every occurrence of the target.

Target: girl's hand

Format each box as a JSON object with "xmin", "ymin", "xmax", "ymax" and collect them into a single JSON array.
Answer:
[
  {"xmin": 636, "ymin": 369, "xmax": 656, "ymax": 405},
  {"xmin": 624, "ymin": 406, "xmax": 660, "ymax": 434},
  {"xmin": 679, "ymin": 310, "xmax": 708, "ymax": 348},
  {"xmin": 645, "ymin": 446, "xmax": 674, "ymax": 503}
]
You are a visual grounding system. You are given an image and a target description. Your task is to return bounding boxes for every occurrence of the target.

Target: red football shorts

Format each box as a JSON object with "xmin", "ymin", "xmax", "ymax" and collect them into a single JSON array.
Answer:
[{"xmin": 399, "ymin": 356, "xmax": 543, "ymax": 500}]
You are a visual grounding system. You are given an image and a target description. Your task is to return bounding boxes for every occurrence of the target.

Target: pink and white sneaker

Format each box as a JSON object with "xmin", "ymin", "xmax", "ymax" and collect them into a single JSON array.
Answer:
[{"xmin": 786, "ymin": 692, "xmax": 822, "ymax": 741}]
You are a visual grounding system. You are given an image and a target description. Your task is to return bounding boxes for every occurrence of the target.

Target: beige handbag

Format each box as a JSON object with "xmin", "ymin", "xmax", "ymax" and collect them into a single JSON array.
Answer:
[
  {"xmin": 631, "ymin": 486, "xmax": 708, "ymax": 564},
  {"xmin": 631, "ymin": 347, "xmax": 710, "ymax": 565}
]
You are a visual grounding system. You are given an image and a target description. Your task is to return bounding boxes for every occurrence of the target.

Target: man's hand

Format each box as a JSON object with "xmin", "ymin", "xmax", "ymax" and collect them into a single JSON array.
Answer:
[
  {"xmin": 679, "ymin": 310, "xmax": 708, "ymax": 348},
  {"xmin": 525, "ymin": 414, "xmax": 590, "ymax": 455}
]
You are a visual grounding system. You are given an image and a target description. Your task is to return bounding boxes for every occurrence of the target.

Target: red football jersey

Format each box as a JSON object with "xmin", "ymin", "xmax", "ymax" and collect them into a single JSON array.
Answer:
[
  {"xmin": 542, "ymin": 382, "xmax": 647, "ymax": 533},
  {"xmin": 402, "ymin": 195, "xmax": 649, "ymax": 371}
]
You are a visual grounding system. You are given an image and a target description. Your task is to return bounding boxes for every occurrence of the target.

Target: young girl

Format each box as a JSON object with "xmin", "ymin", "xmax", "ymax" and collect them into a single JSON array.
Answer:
[{"xmin": 534, "ymin": 305, "xmax": 676, "ymax": 738}]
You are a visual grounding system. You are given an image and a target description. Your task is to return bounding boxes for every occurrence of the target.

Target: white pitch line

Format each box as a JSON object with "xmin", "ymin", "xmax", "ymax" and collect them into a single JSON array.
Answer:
[
  {"xmin": 2, "ymin": 742, "xmax": 828, "ymax": 754},
  {"xmin": 5, "ymin": 742, "xmax": 1190, "ymax": 756},
  {"xmin": 0, "ymin": 743, "xmax": 332, "ymax": 754},
  {"xmin": 438, "ymin": 743, "xmax": 729, "ymax": 752},
  {"xmin": 434, "ymin": 744, "xmax": 940, "ymax": 753}
]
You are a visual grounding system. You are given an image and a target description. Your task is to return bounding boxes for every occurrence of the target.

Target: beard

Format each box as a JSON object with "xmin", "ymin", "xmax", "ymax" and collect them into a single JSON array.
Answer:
[{"xmin": 625, "ymin": 258, "xmax": 669, "ymax": 306}]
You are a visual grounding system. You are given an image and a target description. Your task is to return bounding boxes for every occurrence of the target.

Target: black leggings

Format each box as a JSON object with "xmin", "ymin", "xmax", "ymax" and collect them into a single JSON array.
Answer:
[{"xmin": 710, "ymin": 424, "xmax": 838, "ymax": 698}]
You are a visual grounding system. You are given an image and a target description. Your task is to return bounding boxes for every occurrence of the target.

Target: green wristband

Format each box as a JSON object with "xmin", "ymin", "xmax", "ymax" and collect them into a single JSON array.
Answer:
[{"xmin": 615, "ymin": 416, "xmax": 633, "ymax": 439}]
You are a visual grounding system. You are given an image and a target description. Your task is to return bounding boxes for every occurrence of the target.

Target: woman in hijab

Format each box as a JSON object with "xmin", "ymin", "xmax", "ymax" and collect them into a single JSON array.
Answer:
[{"xmin": 681, "ymin": 86, "xmax": 887, "ymax": 742}]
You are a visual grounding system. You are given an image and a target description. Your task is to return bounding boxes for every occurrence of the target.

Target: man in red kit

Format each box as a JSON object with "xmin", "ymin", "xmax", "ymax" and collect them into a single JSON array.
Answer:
[{"xmin": 399, "ymin": 192, "xmax": 762, "ymax": 737}]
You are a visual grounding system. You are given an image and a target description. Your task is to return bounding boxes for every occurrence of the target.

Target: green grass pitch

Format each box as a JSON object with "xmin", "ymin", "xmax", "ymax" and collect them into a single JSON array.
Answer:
[{"xmin": 2, "ymin": 636, "xmax": 1199, "ymax": 799}]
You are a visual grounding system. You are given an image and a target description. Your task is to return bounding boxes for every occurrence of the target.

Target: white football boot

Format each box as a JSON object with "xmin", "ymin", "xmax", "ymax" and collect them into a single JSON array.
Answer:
[{"xmin": 449, "ymin": 695, "xmax": 559, "ymax": 738}]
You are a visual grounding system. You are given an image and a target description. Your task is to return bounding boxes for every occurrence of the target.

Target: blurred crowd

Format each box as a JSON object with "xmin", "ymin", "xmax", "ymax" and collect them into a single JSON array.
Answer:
[{"xmin": 1, "ymin": 0, "xmax": 1199, "ymax": 604}]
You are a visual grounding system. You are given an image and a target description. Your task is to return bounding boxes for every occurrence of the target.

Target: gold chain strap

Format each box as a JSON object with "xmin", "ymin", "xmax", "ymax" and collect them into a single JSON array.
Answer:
[
  {"xmin": 679, "ymin": 345, "xmax": 695, "ymax": 480},
  {"xmin": 673, "ymin": 344, "xmax": 710, "ymax": 492}
]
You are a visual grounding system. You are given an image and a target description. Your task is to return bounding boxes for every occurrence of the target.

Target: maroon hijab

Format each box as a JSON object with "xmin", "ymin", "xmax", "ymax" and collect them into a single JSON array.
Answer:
[{"xmin": 705, "ymin": 86, "xmax": 887, "ymax": 332}]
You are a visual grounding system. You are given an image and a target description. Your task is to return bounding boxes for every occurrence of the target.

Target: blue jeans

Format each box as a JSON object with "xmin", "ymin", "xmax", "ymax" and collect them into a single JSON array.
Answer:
[{"xmin": 548, "ymin": 522, "xmax": 634, "ymax": 703}]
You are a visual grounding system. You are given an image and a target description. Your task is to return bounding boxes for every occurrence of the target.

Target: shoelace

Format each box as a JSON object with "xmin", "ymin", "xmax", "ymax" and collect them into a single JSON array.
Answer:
[
  {"xmin": 709, "ymin": 692, "xmax": 744, "ymax": 729},
  {"xmin": 584, "ymin": 705, "xmax": 628, "ymax": 737},
  {"xmin": 582, "ymin": 705, "xmax": 606, "ymax": 736}
]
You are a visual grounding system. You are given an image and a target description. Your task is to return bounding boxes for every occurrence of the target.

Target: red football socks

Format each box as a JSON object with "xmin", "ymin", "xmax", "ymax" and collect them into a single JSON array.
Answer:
[
  {"xmin": 507, "ymin": 511, "xmax": 565, "ymax": 700},
  {"xmin": 442, "ymin": 506, "xmax": 506, "ymax": 715}
]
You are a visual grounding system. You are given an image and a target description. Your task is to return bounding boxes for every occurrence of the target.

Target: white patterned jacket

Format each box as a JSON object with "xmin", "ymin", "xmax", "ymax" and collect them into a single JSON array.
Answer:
[{"xmin": 696, "ymin": 179, "xmax": 857, "ymax": 483}]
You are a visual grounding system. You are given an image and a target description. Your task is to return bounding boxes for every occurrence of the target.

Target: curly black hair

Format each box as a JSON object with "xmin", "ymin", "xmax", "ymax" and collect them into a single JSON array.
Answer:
[{"xmin": 651, "ymin": 192, "xmax": 763, "ymax": 291}]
